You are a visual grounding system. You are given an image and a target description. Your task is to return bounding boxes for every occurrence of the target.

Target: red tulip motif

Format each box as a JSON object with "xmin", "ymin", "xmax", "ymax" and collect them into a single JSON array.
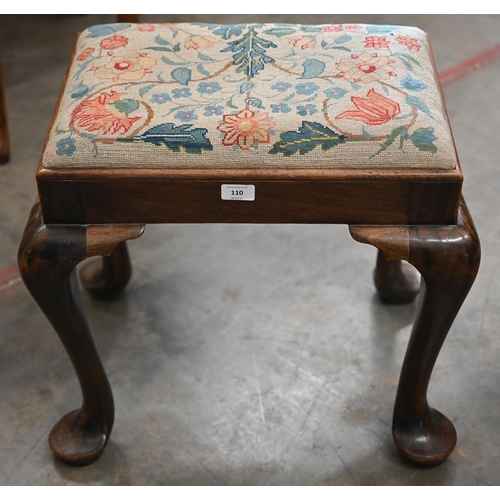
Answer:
[{"xmin": 336, "ymin": 88, "xmax": 401, "ymax": 125}]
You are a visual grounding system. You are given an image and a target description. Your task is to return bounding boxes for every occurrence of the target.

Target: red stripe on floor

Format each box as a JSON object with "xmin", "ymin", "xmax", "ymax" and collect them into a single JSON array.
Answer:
[
  {"xmin": 439, "ymin": 44, "xmax": 500, "ymax": 86},
  {"xmin": 0, "ymin": 46, "xmax": 498, "ymax": 295},
  {"xmin": 0, "ymin": 263, "xmax": 21, "ymax": 296}
]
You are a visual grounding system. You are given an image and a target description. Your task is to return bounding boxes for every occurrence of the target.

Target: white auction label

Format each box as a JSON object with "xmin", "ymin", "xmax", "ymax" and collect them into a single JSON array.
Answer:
[{"xmin": 221, "ymin": 184, "xmax": 255, "ymax": 201}]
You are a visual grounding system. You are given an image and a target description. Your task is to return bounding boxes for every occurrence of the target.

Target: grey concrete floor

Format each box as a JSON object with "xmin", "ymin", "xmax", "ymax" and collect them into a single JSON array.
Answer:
[{"xmin": 0, "ymin": 14, "xmax": 499, "ymax": 486}]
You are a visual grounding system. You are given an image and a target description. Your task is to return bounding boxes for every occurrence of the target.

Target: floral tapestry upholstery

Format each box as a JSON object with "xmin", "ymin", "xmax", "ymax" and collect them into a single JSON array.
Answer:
[{"xmin": 42, "ymin": 22, "xmax": 458, "ymax": 170}]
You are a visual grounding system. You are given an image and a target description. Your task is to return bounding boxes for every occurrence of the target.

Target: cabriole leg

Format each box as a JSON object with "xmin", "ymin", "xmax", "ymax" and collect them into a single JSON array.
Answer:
[
  {"xmin": 80, "ymin": 241, "xmax": 132, "ymax": 300},
  {"xmin": 374, "ymin": 250, "xmax": 420, "ymax": 304},
  {"xmin": 350, "ymin": 198, "xmax": 480, "ymax": 466},
  {"xmin": 18, "ymin": 202, "xmax": 144, "ymax": 465}
]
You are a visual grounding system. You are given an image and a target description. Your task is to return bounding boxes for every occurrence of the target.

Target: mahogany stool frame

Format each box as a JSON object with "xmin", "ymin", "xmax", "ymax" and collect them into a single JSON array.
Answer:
[{"xmin": 17, "ymin": 33, "xmax": 480, "ymax": 468}]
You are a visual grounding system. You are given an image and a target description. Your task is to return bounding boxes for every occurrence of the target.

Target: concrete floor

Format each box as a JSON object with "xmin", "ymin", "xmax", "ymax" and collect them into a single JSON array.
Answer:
[{"xmin": 0, "ymin": 14, "xmax": 499, "ymax": 486}]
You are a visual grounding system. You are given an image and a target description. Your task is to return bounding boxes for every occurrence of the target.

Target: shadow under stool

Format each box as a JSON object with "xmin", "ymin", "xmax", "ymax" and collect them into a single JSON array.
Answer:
[{"xmin": 18, "ymin": 21, "xmax": 480, "ymax": 468}]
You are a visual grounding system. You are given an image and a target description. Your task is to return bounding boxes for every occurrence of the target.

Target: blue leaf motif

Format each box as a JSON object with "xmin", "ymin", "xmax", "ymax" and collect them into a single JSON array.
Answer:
[
  {"xmin": 366, "ymin": 25, "xmax": 400, "ymax": 34},
  {"xmin": 263, "ymin": 27, "xmax": 297, "ymax": 38},
  {"xmin": 198, "ymin": 52, "xmax": 216, "ymax": 62},
  {"xmin": 406, "ymin": 95, "xmax": 433, "ymax": 118},
  {"xmin": 411, "ymin": 127, "xmax": 437, "ymax": 144},
  {"xmin": 244, "ymin": 97, "xmax": 265, "ymax": 109},
  {"xmin": 221, "ymin": 27, "xmax": 277, "ymax": 78},
  {"xmin": 334, "ymin": 34, "xmax": 352, "ymax": 44},
  {"xmin": 401, "ymin": 74, "xmax": 427, "ymax": 92},
  {"xmin": 301, "ymin": 59, "xmax": 326, "ymax": 79},
  {"xmin": 300, "ymin": 25, "xmax": 322, "ymax": 33},
  {"xmin": 71, "ymin": 83, "xmax": 89, "ymax": 99},
  {"xmin": 139, "ymin": 84, "xmax": 155, "ymax": 98},
  {"xmin": 239, "ymin": 82, "xmax": 254, "ymax": 93},
  {"xmin": 154, "ymin": 34, "xmax": 171, "ymax": 46},
  {"xmin": 171, "ymin": 67, "xmax": 192, "ymax": 85},
  {"xmin": 212, "ymin": 24, "xmax": 246, "ymax": 39},
  {"xmin": 196, "ymin": 63, "xmax": 210, "ymax": 78},
  {"xmin": 86, "ymin": 24, "xmax": 131, "ymax": 38},
  {"xmin": 128, "ymin": 123, "xmax": 213, "ymax": 153},
  {"xmin": 162, "ymin": 55, "xmax": 183, "ymax": 65}
]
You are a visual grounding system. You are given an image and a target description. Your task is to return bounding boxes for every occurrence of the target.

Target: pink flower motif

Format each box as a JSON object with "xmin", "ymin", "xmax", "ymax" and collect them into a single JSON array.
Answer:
[
  {"xmin": 138, "ymin": 24, "xmax": 156, "ymax": 32},
  {"xmin": 70, "ymin": 91, "xmax": 141, "ymax": 135},
  {"xmin": 322, "ymin": 25, "xmax": 342, "ymax": 32},
  {"xmin": 287, "ymin": 35, "xmax": 316, "ymax": 49},
  {"xmin": 184, "ymin": 35, "xmax": 220, "ymax": 50},
  {"xmin": 77, "ymin": 47, "xmax": 95, "ymax": 61},
  {"xmin": 100, "ymin": 35, "xmax": 129, "ymax": 50},
  {"xmin": 217, "ymin": 109, "xmax": 276, "ymax": 151},
  {"xmin": 344, "ymin": 24, "xmax": 362, "ymax": 29},
  {"xmin": 92, "ymin": 50, "xmax": 157, "ymax": 82},
  {"xmin": 336, "ymin": 88, "xmax": 401, "ymax": 126},
  {"xmin": 396, "ymin": 35, "xmax": 421, "ymax": 51},
  {"xmin": 337, "ymin": 52, "xmax": 395, "ymax": 83},
  {"xmin": 364, "ymin": 36, "xmax": 390, "ymax": 49}
]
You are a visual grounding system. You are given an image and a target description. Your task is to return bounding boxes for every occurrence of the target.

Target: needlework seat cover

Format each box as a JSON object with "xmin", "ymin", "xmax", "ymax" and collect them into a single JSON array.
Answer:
[{"xmin": 43, "ymin": 22, "xmax": 458, "ymax": 170}]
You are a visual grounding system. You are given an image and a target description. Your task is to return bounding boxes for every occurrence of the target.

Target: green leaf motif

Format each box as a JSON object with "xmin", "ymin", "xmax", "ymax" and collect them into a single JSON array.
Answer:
[
  {"xmin": 406, "ymin": 95, "xmax": 433, "ymax": 118},
  {"xmin": 226, "ymin": 97, "xmax": 238, "ymax": 109},
  {"xmin": 269, "ymin": 121, "xmax": 346, "ymax": 156},
  {"xmin": 109, "ymin": 99, "xmax": 140, "ymax": 115},
  {"xmin": 370, "ymin": 126, "xmax": 407, "ymax": 158},
  {"xmin": 410, "ymin": 127, "xmax": 438, "ymax": 154},
  {"xmin": 143, "ymin": 47, "xmax": 177, "ymax": 52},
  {"xmin": 399, "ymin": 58, "xmax": 413, "ymax": 71},
  {"xmin": 397, "ymin": 52, "xmax": 422, "ymax": 69},
  {"xmin": 127, "ymin": 123, "xmax": 213, "ymax": 153},
  {"xmin": 145, "ymin": 46, "xmax": 178, "ymax": 52},
  {"xmin": 221, "ymin": 27, "xmax": 277, "ymax": 77}
]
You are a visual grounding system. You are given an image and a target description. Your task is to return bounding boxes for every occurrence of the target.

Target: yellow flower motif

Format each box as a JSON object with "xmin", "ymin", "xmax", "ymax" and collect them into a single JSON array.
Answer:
[
  {"xmin": 217, "ymin": 109, "xmax": 276, "ymax": 150},
  {"xmin": 337, "ymin": 52, "xmax": 395, "ymax": 83},
  {"xmin": 184, "ymin": 36, "xmax": 220, "ymax": 50},
  {"xmin": 93, "ymin": 50, "xmax": 157, "ymax": 82}
]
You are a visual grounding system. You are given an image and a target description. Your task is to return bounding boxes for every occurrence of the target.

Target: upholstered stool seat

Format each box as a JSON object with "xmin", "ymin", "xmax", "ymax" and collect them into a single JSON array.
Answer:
[
  {"xmin": 19, "ymin": 22, "xmax": 480, "ymax": 468},
  {"xmin": 45, "ymin": 22, "xmax": 456, "ymax": 171}
]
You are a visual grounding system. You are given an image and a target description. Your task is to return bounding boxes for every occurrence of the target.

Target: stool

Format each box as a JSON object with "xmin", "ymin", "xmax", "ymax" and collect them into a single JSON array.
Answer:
[{"xmin": 17, "ymin": 22, "xmax": 480, "ymax": 467}]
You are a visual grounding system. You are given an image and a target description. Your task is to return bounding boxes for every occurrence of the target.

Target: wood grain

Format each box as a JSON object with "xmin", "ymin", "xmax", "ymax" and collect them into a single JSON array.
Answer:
[
  {"xmin": 350, "ymin": 197, "xmax": 480, "ymax": 466},
  {"xmin": 18, "ymin": 201, "xmax": 145, "ymax": 465}
]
